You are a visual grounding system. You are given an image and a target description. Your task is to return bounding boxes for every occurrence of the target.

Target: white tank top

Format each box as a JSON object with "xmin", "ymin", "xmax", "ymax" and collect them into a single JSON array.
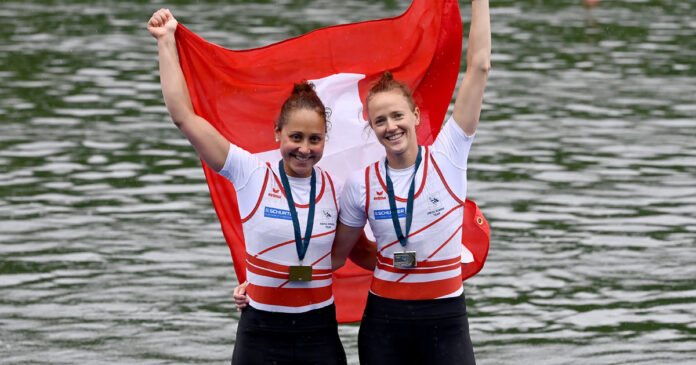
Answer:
[
  {"xmin": 242, "ymin": 163, "xmax": 339, "ymax": 313},
  {"xmin": 365, "ymin": 146, "xmax": 473, "ymax": 300}
]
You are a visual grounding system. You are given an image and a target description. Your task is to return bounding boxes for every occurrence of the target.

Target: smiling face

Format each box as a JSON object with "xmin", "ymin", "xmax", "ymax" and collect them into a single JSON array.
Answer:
[
  {"xmin": 367, "ymin": 90, "xmax": 420, "ymax": 168},
  {"xmin": 275, "ymin": 108, "xmax": 326, "ymax": 178}
]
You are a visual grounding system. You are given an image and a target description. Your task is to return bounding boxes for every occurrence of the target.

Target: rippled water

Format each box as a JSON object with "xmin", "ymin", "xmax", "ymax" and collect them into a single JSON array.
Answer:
[{"xmin": 1, "ymin": 0, "xmax": 695, "ymax": 364}]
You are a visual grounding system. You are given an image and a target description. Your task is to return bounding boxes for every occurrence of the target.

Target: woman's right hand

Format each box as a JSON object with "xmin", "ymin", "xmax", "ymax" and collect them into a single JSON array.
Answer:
[
  {"xmin": 147, "ymin": 8, "xmax": 178, "ymax": 40},
  {"xmin": 233, "ymin": 281, "xmax": 250, "ymax": 311}
]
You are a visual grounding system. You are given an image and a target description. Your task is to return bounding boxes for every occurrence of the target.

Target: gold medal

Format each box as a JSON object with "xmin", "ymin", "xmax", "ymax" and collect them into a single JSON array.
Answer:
[
  {"xmin": 288, "ymin": 265, "xmax": 313, "ymax": 281},
  {"xmin": 393, "ymin": 251, "xmax": 417, "ymax": 268}
]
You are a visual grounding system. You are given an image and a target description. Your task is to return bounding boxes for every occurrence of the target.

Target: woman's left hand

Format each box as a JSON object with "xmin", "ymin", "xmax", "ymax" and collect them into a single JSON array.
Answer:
[{"xmin": 233, "ymin": 281, "xmax": 250, "ymax": 311}]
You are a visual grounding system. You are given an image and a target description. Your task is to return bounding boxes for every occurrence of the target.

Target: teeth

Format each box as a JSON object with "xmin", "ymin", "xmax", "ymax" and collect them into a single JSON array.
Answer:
[
  {"xmin": 387, "ymin": 134, "xmax": 402, "ymax": 141},
  {"xmin": 295, "ymin": 155, "xmax": 309, "ymax": 161}
]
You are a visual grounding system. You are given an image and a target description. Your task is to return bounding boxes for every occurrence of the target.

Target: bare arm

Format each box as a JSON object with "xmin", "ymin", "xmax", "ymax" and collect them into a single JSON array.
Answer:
[
  {"xmin": 452, "ymin": 0, "xmax": 491, "ymax": 136},
  {"xmin": 148, "ymin": 9, "xmax": 229, "ymax": 171},
  {"xmin": 332, "ymin": 222, "xmax": 376, "ymax": 271}
]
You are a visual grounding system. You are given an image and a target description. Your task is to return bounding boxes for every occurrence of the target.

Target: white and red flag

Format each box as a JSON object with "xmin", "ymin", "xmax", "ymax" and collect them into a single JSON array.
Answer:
[{"xmin": 174, "ymin": 0, "xmax": 489, "ymax": 323}]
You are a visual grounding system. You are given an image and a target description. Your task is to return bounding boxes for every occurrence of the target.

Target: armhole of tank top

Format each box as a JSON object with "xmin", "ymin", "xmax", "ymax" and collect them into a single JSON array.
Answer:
[
  {"xmin": 315, "ymin": 168, "xmax": 326, "ymax": 204},
  {"xmin": 241, "ymin": 167, "xmax": 270, "ymax": 223},
  {"xmin": 325, "ymin": 171, "xmax": 338, "ymax": 211},
  {"xmin": 430, "ymin": 154, "xmax": 466, "ymax": 206},
  {"xmin": 364, "ymin": 165, "xmax": 371, "ymax": 217},
  {"xmin": 413, "ymin": 145, "xmax": 430, "ymax": 198}
]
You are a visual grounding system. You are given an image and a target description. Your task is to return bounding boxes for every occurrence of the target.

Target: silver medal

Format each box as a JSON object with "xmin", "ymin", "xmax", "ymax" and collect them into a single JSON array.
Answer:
[{"xmin": 393, "ymin": 251, "xmax": 417, "ymax": 268}]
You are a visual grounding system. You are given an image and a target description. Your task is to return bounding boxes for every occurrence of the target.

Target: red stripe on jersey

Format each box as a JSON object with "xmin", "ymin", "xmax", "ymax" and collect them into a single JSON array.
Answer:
[
  {"xmin": 241, "ymin": 169, "xmax": 270, "ymax": 223},
  {"xmin": 426, "ymin": 224, "xmax": 463, "ymax": 259},
  {"xmin": 376, "ymin": 254, "xmax": 461, "ymax": 267},
  {"xmin": 312, "ymin": 251, "xmax": 331, "ymax": 266},
  {"xmin": 247, "ymin": 254, "xmax": 333, "ymax": 275},
  {"xmin": 247, "ymin": 283, "xmax": 333, "ymax": 307},
  {"xmin": 375, "ymin": 260, "xmax": 461, "ymax": 275},
  {"xmin": 247, "ymin": 264, "xmax": 333, "ymax": 281},
  {"xmin": 378, "ymin": 204, "xmax": 463, "ymax": 253},
  {"xmin": 255, "ymin": 229, "xmax": 336, "ymax": 256},
  {"xmin": 370, "ymin": 275, "xmax": 462, "ymax": 300},
  {"xmin": 247, "ymin": 263, "xmax": 290, "ymax": 280}
]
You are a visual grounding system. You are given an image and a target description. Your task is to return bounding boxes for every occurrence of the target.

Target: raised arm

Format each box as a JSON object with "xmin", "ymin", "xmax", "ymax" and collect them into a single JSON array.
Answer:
[
  {"xmin": 452, "ymin": 0, "xmax": 491, "ymax": 136},
  {"xmin": 148, "ymin": 9, "xmax": 229, "ymax": 171}
]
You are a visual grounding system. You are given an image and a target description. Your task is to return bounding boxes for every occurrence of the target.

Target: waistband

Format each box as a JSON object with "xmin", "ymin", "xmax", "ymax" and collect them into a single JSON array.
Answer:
[
  {"xmin": 240, "ymin": 303, "xmax": 338, "ymax": 332},
  {"xmin": 363, "ymin": 292, "xmax": 468, "ymax": 321}
]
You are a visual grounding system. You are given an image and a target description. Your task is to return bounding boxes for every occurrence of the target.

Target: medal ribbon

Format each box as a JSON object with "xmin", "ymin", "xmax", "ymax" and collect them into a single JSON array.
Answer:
[
  {"xmin": 278, "ymin": 160, "xmax": 316, "ymax": 261},
  {"xmin": 385, "ymin": 146, "xmax": 422, "ymax": 248}
]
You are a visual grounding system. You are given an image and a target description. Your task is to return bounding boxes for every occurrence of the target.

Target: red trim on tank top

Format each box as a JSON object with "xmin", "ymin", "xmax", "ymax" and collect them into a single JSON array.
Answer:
[
  {"xmin": 270, "ymin": 164, "xmax": 326, "ymax": 206},
  {"xmin": 430, "ymin": 154, "xmax": 465, "ymax": 205},
  {"xmin": 364, "ymin": 165, "xmax": 371, "ymax": 217},
  {"xmin": 241, "ymin": 169, "xmax": 270, "ymax": 223},
  {"xmin": 325, "ymin": 170, "xmax": 338, "ymax": 211},
  {"xmin": 374, "ymin": 146, "xmax": 429, "ymax": 202}
]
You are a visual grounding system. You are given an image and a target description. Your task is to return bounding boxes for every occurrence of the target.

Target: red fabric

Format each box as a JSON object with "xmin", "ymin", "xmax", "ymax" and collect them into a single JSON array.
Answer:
[{"xmin": 174, "ymin": 0, "xmax": 490, "ymax": 323}]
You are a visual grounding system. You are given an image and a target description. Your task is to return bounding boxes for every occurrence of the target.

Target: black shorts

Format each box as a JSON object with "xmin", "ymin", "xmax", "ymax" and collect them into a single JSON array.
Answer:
[
  {"xmin": 358, "ymin": 292, "xmax": 476, "ymax": 365},
  {"xmin": 232, "ymin": 304, "xmax": 347, "ymax": 365}
]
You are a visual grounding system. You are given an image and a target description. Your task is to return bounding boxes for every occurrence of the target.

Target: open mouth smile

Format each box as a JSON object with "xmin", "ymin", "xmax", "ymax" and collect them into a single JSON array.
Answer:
[{"xmin": 385, "ymin": 132, "xmax": 404, "ymax": 141}]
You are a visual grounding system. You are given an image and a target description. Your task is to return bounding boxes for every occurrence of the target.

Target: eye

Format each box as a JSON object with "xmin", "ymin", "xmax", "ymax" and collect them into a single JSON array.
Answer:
[
  {"xmin": 291, "ymin": 134, "xmax": 302, "ymax": 141},
  {"xmin": 394, "ymin": 112, "xmax": 404, "ymax": 119},
  {"xmin": 310, "ymin": 135, "xmax": 322, "ymax": 143},
  {"xmin": 373, "ymin": 117, "xmax": 385, "ymax": 125}
]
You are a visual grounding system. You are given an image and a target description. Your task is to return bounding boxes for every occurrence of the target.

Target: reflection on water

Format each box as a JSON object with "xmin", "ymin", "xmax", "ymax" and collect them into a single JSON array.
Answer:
[{"xmin": 1, "ymin": 0, "xmax": 695, "ymax": 364}]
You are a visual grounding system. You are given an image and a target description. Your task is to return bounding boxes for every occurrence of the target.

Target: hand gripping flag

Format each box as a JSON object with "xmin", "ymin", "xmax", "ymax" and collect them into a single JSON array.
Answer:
[{"xmin": 174, "ymin": 0, "xmax": 490, "ymax": 323}]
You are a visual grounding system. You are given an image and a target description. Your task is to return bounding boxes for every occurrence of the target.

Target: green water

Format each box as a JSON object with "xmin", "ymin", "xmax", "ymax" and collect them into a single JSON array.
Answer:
[{"xmin": 1, "ymin": 0, "xmax": 695, "ymax": 364}]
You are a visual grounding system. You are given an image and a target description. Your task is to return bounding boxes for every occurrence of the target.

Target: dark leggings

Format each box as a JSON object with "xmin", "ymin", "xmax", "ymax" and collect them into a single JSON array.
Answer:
[
  {"xmin": 358, "ymin": 292, "xmax": 476, "ymax": 365},
  {"xmin": 232, "ymin": 304, "xmax": 347, "ymax": 365}
]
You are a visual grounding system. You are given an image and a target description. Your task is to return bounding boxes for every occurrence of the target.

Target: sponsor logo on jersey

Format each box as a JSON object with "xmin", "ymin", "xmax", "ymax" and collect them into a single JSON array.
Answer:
[
  {"xmin": 373, "ymin": 190, "xmax": 387, "ymax": 200},
  {"xmin": 268, "ymin": 187, "xmax": 282, "ymax": 199},
  {"xmin": 264, "ymin": 206, "xmax": 292, "ymax": 220},
  {"xmin": 373, "ymin": 208, "xmax": 406, "ymax": 220}
]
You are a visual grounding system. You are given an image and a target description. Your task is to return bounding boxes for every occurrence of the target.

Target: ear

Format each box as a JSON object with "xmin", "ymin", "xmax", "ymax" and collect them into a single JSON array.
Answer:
[
  {"xmin": 274, "ymin": 129, "xmax": 281, "ymax": 143},
  {"xmin": 413, "ymin": 106, "xmax": 421, "ymax": 126}
]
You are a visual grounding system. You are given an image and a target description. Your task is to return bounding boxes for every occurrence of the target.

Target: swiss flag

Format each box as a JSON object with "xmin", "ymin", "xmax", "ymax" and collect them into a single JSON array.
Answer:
[{"xmin": 174, "ymin": 0, "xmax": 489, "ymax": 323}]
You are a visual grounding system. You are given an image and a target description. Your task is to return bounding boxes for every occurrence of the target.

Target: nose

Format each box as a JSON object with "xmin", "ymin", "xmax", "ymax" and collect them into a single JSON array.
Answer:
[
  {"xmin": 298, "ymin": 141, "xmax": 311, "ymax": 155},
  {"xmin": 385, "ymin": 118, "xmax": 398, "ymax": 132}
]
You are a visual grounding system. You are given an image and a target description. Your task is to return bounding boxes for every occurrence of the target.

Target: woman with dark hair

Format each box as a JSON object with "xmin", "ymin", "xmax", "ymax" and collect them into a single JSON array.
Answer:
[
  {"xmin": 332, "ymin": 1, "xmax": 491, "ymax": 364},
  {"xmin": 148, "ymin": 9, "xmax": 347, "ymax": 365}
]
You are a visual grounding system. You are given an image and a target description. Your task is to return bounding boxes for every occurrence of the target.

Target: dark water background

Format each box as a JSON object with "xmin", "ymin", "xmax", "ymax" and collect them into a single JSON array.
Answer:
[{"xmin": 1, "ymin": 0, "xmax": 695, "ymax": 363}]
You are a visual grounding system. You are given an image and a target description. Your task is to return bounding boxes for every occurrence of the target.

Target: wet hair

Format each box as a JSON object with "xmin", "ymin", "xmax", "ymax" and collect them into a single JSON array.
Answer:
[
  {"xmin": 365, "ymin": 71, "xmax": 416, "ymax": 114},
  {"xmin": 276, "ymin": 81, "xmax": 331, "ymax": 132}
]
